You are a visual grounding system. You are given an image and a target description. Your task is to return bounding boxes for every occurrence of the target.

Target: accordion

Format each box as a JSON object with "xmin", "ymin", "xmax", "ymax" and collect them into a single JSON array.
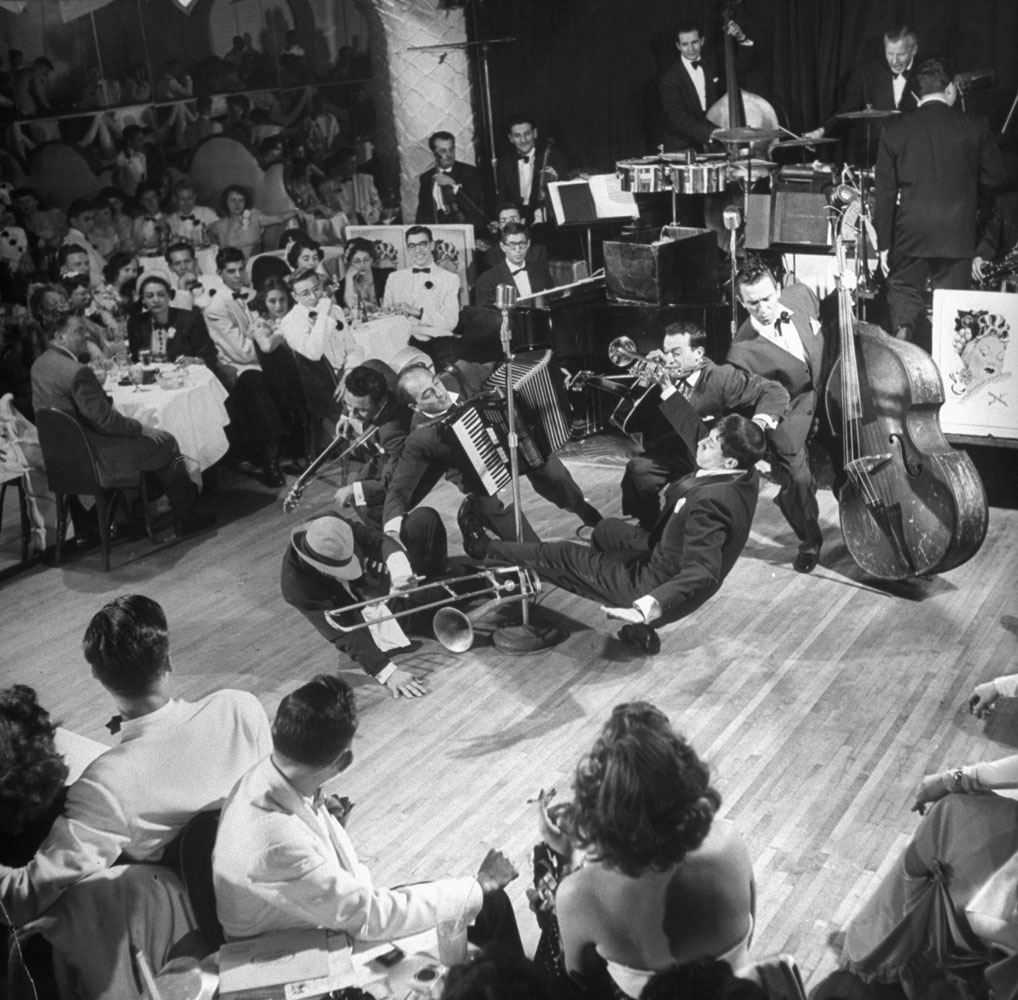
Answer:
[{"xmin": 445, "ymin": 350, "xmax": 571, "ymax": 496}]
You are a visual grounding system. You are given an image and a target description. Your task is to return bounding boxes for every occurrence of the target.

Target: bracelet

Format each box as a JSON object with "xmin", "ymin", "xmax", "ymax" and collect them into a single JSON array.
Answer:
[{"xmin": 950, "ymin": 768, "xmax": 965, "ymax": 793}]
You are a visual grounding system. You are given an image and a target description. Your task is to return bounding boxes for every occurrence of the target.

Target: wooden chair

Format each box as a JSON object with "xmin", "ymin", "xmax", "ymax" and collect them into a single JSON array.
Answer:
[
  {"xmin": 0, "ymin": 476, "xmax": 32, "ymax": 564},
  {"xmin": 35, "ymin": 408, "xmax": 155, "ymax": 571}
]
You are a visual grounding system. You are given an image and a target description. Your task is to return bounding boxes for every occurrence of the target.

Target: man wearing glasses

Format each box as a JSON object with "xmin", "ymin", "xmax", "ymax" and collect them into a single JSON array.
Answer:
[
  {"xmin": 382, "ymin": 225, "xmax": 462, "ymax": 366},
  {"xmin": 473, "ymin": 222, "xmax": 552, "ymax": 308}
]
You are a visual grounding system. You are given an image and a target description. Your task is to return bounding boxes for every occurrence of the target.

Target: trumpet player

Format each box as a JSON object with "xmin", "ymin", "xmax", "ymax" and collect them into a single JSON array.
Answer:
[{"xmin": 621, "ymin": 322, "xmax": 788, "ymax": 529}]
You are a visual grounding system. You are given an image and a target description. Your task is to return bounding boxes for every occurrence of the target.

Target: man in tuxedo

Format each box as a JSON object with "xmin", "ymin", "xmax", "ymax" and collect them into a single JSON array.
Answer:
[
  {"xmin": 495, "ymin": 114, "xmax": 567, "ymax": 226},
  {"xmin": 727, "ymin": 262, "xmax": 825, "ymax": 573},
  {"xmin": 621, "ymin": 321, "xmax": 789, "ymax": 529},
  {"xmin": 804, "ymin": 25, "xmax": 920, "ymax": 159},
  {"xmin": 875, "ymin": 57, "xmax": 1008, "ymax": 347},
  {"xmin": 415, "ymin": 131, "xmax": 486, "ymax": 233},
  {"xmin": 473, "ymin": 222, "xmax": 552, "ymax": 308},
  {"xmin": 480, "ymin": 201, "xmax": 551, "ymax": 272},
  {"xmin": 659, "ymin": 20, "xmax": 724, "ymax": 152},
  {"xmin": 459, "ymin": 401, "xmax": 765, "ymax": 654},
  {"xmin": 381, "ymin": 226, "xmax": 462, "ymax": 366}
]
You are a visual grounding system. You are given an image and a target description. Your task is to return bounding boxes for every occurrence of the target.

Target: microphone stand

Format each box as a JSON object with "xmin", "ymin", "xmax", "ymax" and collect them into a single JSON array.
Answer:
[
  {"xmin": 492, "ymin": 282, "xmax": 561, "ymax": 653},
  {"xmin": 723, "ymin": 205, "xmax": 741, "ymax": 340}
]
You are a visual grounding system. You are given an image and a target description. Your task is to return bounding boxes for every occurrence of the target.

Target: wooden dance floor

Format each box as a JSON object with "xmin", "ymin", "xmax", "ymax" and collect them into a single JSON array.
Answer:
[{"xmin": 2, "ymin": 436, "xmax": 1017, "ymax": 988}]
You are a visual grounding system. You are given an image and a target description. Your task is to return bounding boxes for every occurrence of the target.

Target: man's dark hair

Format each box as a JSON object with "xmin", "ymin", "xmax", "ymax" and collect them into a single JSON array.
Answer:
[
  {"xmin": 56, "ymin": 243, "xmax": 89, "ymax": 270},
  {"xmin": 287, "ymin": 265, "xmax": 320, "ymax": 290},
  {"xmin": 216, "ymin": 246, "xmax": 246, "ymax": 270},
  {"xmin": 642, "ymin": 960, "xmax": 767, "ymax": 1000},
  {"xmin": 443, "ymin": 946, "xmax": 555, "ymax": 1000},
  {"xmin": 344, "ymin": 365, "xmax": 388, "ymax": 405},
  {"xmin": 103, "ymin": 249, "xmax": 136, "ymax": 285},
  {"xmin": 405, "ymin": 225, "xmax": 432, "ymax": 245},
  {"xmin": 916, "ymin": 57, "xmax": 953, "ymax": 97},
  {"xmin": 428, "ymin": 130, "xmax": 455, "ymax": 151},
  {"xmin": 884, "ymin": 24, "xmax": 918, "ymax": 46},
  {"xmin": 500, "ymin": 221, "xmax": 530, "ymax": 244},
  {"xmin": 663, "ymin": 321, "xmax": 708, "ymax": 351},
  {"xmin": 495, "ymin": 200, "xmax": 523, "ymax": 217},
  {"xmin": 734, "ymin": 258, "xmax": 777, "ymax": 295},
  {"xmin": 716, "ymin": 413, "xmax": 767, "ymax": 468},
  {"xmin": 676, "ymin": 19, "xmax": 704, "ymax": 40},
  {"xmin": 506, "ymin": 112, "xmax": 536, "ymax": 132},
  {"xmin": 138, "ymin": 273, "xmax": 172, "ymax": 297},
  {"xmin": 82, "ymin": 595, "xmax": 170, "ymax": 698},
  {"xmin": 272, "ymin": 674, "xmax": 358, "ymax": 767},
  {"xmin": 66, "ymin": 199, "xmax": 94, "ymax": 223},
  {"xmin": 60, "ymin": 272, "xmax": 91, "ymax": 296},
  {"xmin": 135, "ymin": 181, "xmax": 161, "ymax": 202},
  {"xmin": 165, "ymin": 240, "xmax": 195, "ymax": 264},
  {"xmin": 46, "ymin": 313, "xmax": 79, "ymax": 342}
]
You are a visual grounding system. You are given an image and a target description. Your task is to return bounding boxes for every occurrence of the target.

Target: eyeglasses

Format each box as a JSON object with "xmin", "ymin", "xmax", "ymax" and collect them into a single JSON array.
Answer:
[
  {"xmin": 504, "ymin": 240, "xmax": 528, "ymax": 249},
  {"xmin": 407, "ymin": 241, "xmax": 431, "ymax": 250}
]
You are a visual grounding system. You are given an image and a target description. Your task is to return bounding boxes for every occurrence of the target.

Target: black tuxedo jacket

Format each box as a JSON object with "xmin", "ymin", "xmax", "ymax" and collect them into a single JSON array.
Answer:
[
  {"xmin": 495, "ymin": 144, "xmax": 569, "ymax": 223},
  {"xmin": 472, "ymin": 256, "xmax": 552, "ymax": 308},
  {"xmin": 415, "ymin": 161, "xmax": 487, "ymax": 232},
  {"xmin": 875, "ymin": 101, "xmax": 1008, "ymax": 260},
  {"xmin": 127, "ymin": 307, "xmax": 219, "ymax": 370},
  {"xmin": 659, "ymin": 54, "xmax": 722, "ymax": 152}
]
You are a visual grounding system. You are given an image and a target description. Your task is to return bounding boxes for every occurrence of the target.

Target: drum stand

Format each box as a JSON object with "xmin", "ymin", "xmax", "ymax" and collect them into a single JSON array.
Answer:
[{"xmin": 492, "ymin": 283, "xmax": 562, "ymax": 653}]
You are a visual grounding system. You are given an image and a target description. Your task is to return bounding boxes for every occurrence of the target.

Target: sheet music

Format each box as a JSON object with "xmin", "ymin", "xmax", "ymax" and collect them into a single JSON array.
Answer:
[{"xmin": 587, "ymin": 173, "xmax": 639, "ymax": 219}]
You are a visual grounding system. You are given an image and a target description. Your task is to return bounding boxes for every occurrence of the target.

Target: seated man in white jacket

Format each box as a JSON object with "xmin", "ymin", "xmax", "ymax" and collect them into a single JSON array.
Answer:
[{"xmin": 212, "ymin": 674, "xmax": 523, "ymax": 948}]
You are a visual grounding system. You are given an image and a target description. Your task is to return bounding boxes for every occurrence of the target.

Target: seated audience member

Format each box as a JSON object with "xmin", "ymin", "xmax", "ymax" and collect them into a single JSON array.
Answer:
[
  {"xmin": 321, "ymin": 147, "xmax": 383, "ymax": 225},
  {"xmin": 31, "ymin": 314, "xmax": 214, "ymax": 536},
  {"xmin": 482, "ymin": 201, "xmax": 549, "ymax": 271},
  {"xmin": 94, "ymin": 250, "xmax": 141, "ymax": 329},
  {"xmin": 166, "ymin": 179, "xmax": 218, "ymax": 273},
  {"xmin": 473, "ymin": 222, "xmax": 552, "ymax": 308},
  {"xmin": 285, "ymin": 232, "xmax": 338, "ymax": 293},
  {"xmin": 60, "ymin": 273, "xmax": 114, "ymax": 357},
  {"xmin": 532, "ymin": 703, "xmax": 755, "ymax": 998},
  {"xmin": 56, "ymin": 243, "xmax": 93, "ymax": 282},
  {"xmin": 341, "ymin": 237, "xmax": 385, "ymax": 314},
  {"xmin": 97, "ymin": 187, "xmax": 135, "ymax": 254},
  {"xmin": 131, "ymin": 182, "xmax": 171, "ymax": 269},
  {"xmin": 836, "ymin": 674, "xmax": 1018, "ymax": 997},
  {"xmin": 382, "ymin": 226, "xmax": 462, "ymax": 366},
  {"xmin": 460, "ymin": 397, "xmax": 764, "ymax": 652},
  {"xmin": 163, "ymin": 240, "xmax": 218, "ymax": 311},
  {"xmin": 115, "ymin": 125, "xmax": 149, "ymax": 197},
  {"xmin": 88, "ymin": 197, "xmax": 122, "ymax": 260},
  {"xmin": 214, "ymin": 673, "xmax": 523, "ymax": 941},
  {"xmin": 0, "ymin": 595, "xmax": 270, "ymax": 925},
  {"xmin": 280, "ymin": 266, "xmax": 364, "ymax": 429},
  {"xmin": 204, "ymin": 246, "xmax": 288, "ymax": 486},
  {"xmin": 183, "ymin": 95, "xmax": 222, "ymax": 149},
  {"xmin": 210, "ymin": 184, "xmax": 294, "ymax": 259},
  {"xmin": 129, "ymin": 274, "xmax": 219, "ymax": 370},
  {"xmin": 61, "ymin": 199, "xmax": 106, "ymax": 285},
  {"xmin": 443, "ymin": 947, "xmax": 555, "ymax": 1000},
  {"xmin": 287, "ymin": 160, "xmax": 348, "ymax": 245},
  {"xmin": 12, "ymin": 189, "xmax": 66, "ymax": 267},
  {"xmin": 0, "ymin": 685, "xmax": 69, "ymax": 865}
]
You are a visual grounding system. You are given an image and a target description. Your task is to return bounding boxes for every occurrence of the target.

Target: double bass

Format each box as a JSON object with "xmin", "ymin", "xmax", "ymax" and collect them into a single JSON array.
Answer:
[{"xmin": 825, "ymin": 239, "xmax": 988, "ymax": 579}]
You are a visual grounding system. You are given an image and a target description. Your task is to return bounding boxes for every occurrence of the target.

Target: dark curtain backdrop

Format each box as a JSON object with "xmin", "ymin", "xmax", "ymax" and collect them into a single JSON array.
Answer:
[{"xmin": 470, "ymin": 0, "xmax": 1018, "ymax": 173}]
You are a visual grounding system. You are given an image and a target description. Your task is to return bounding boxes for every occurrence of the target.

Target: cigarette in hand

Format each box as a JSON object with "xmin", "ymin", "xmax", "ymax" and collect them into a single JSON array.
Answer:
[{"xmin": 526, "ymin": 786, "xmax": 555, "ymax": 804}]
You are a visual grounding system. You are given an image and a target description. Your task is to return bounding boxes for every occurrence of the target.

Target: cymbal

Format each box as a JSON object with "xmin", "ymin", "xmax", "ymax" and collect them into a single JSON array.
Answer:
[
  {"xmin": 729, "ymin": 158, "xmax": 777, "ymax": 170},
  {"xmin": 835, "ymin": 108, "xmax": 901, "ymax": 120},
  {"xmin": 714, "ymin": 126, "xmax": 785, "ymax": 143},
  {"xmin": 772, "ymin": 136, "xmax": 838, "ymax": 149}
]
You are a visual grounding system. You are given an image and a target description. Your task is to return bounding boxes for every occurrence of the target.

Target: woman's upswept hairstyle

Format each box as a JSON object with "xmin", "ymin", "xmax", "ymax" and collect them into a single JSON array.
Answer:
[{"xmin": 568, "ymin": 702, "xmax": 720, "ymax": 877}]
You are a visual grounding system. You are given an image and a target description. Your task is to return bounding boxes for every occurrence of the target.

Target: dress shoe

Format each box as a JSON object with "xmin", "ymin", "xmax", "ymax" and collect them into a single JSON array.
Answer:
[
  {"xmin": 173, "ymin": 510, "xmax": 216, "ymax": 537},
  {"xmin": 573, "ymin": 500, "xmax": 603, "ymax": 528},
  {"xmin": 793, "ymin": 549, "xmax": 820, "ymax": 573},
  {"xmin": 617, "ymin": 623, "xmax": 661, "ymax": 654},
  {"xmin": 456, "ymin": 495, "xmax": 492, "ymax": 560}
]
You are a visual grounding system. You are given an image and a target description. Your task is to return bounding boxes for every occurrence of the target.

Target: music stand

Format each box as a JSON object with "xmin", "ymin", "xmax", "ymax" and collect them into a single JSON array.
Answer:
[{"xmin": 492, "ymin": 282, "xmax": 562, "ymax": 653}]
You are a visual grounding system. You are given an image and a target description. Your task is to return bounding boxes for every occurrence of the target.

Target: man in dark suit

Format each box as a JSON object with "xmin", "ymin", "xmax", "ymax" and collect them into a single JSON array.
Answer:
[
  {"xmin": 659, "ymin": 20, "xmax": 723, "ymax": 152},
  {"xmin": 621, "ymin": 320, "xmax": 789, "ymax": 529},
  {"xmin": 727, "ymin": 262, "xmax": 825, "ymax": 573},
  {"xmin": 473, "ymin": 223, "xmax": 552, "ymax": 308},
  {"xmin": 31, "ymin": 314, "xmax": 213, "ymax": 536},
  {"xmin": 415, "ymin": 131, "xmax": 486, "ymax": 234},
  {"xmin": 459, "ymin": 400, "xmax": 765, "ymax": 653},
  {"xmin": 875, "ymin": 57, "xmax": 1008, "ymax": 346},
  {"xmin": 480, "ymin": 202, "xmax": 550, "ymax": 272},
  {"xmin": 494, "ymin": 114, "xmax": 568, "ymax": 226},
  {"xmin": 805, "ymin": 24, "xmax": 921, "ymax": 158}
]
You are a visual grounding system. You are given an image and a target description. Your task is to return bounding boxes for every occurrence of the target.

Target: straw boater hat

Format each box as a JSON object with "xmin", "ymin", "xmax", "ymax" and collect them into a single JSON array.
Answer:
[{"xmin": 292, "ymin": 513, "xmax": 362, "ymax": 581}]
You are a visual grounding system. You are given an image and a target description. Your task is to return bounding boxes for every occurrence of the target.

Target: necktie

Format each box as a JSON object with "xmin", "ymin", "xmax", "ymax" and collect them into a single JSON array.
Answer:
[
  {"xmin": 105, "ymin": 714, "xmax": 122, "ymax": 735},
  {"xmin": 413, "ymin": 267, "xmax": 431, "ymax": 274},
  {"xmin": 691, "ymin": 59, "xmax": 702, "ymax": 70}
]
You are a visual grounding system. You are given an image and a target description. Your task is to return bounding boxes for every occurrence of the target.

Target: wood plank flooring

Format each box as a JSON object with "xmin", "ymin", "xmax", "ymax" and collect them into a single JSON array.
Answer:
[{"xmin": 2, "ymin": 439, "xmax": 1017, "ymax": 989}]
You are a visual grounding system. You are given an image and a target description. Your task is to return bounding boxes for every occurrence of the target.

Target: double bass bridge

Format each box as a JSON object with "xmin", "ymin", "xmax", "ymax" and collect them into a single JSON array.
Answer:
[{"xmin": 845, "ymin": 453, "xmax": 893, "ymax": 483}]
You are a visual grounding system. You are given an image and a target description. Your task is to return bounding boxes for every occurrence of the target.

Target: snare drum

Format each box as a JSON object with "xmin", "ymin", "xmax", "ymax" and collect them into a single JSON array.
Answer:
[
  {"xmin": 617, "ymin": 158, "xmax": 667, "ymax": 193},
  {"xmin": 667, "ymin": 161, "xmax": 727, "ymax": 194}
]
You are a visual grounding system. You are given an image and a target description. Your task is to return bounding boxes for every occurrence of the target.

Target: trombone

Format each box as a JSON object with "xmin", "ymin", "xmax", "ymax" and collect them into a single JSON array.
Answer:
[{"xmin": 324, "ymin": 566, "xmax": 538, "ymax": 653}]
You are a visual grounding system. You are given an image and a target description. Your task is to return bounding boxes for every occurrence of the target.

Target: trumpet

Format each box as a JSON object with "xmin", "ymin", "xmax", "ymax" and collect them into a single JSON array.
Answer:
[
  {"xmin": 324, "ymin": 566, "xmax": 539, "ymax": 653},
  {"xmin": 608, "ymin": 336, "xmax": 700, "ymax": 386}
]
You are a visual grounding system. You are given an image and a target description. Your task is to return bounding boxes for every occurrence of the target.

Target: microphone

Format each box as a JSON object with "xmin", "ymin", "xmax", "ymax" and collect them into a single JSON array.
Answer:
[
  {"xmin": 722, "ymin": 205, "xmax": 741, "ymax": 231},
  {"xmin": 496, "ymin": 283, "xmax": 518, "ymax": 311}
]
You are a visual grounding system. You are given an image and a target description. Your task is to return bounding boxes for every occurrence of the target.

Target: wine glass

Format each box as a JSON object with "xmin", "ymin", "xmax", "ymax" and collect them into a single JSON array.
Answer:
[{"xmin": 128, "ymin": 364, "xmax": 144, "ymax": 393}]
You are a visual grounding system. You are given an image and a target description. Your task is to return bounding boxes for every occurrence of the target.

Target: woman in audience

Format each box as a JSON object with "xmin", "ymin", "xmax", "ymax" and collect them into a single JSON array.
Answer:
[
  {"xmin": 60, "ymin": 273, "xmax": 115, "ymax": 358},
  {"xmin": 341, "ymin": 236, "xmax": 384, "ymax": 315},
  {"xmin": 836, "ymin": 671, "xmax": 1018, "ymax": 998},
  {"xmin": 98, "ymin": 186, "xmax": 136, "ymax": 252},
  {"xmin": 128, "ymin": 273, "xmax": 217, "ymax": 369},
  {"xmin": 210, "ymin": 183, "xmax": 294, "ymax": 259},
  {"xmin": 286, "ymin": 232, "xmax": 340, "ymax": 297},
  {"xmin": 536, "ymin": 703, "xmax": 755, "ymax": 1000},
  {"xmin": 93, "ymin": 250, "xmax": 141, "ymax": 333}
]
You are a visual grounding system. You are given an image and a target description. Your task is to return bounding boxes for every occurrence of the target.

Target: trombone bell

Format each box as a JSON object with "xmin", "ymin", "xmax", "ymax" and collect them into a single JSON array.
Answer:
[{"xmin": 608, "ymin": 336, "xmax": 639, "ymax": 368}]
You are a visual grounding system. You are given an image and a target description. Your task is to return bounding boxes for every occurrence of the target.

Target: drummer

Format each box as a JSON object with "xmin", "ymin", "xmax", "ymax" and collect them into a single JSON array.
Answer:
[{"xmin": 803, "ymin": 25, "xmax": 920, "ymax": 162}]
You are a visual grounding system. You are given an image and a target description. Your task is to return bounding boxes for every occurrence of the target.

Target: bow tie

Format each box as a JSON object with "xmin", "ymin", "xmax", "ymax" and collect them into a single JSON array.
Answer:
[
  {"xmin": 307, "ymin": 310, "xmax": 317, "ymax": 320},
  {"xmin": 689, "ymin": 59, "xmax": 702, "ymax": 70},
  {"xmin": 232, "ymin": 291, "xmax": 247, "ymax": 300},
  {"xmin": 105, "ymin": 714, "xmax": 123, "ymax": 735},
  {"xmin": 517, "ymin": 151, "xmax": 533, "ymax": 162},
  {"xmin": 510, "ymin": 267, "xmax": 526, "ymax": 276},
  {"xmin": 144, "ymin": 215, "xmax": 159, "ymax": 223},
  {"xmin": 178, "ymin": 214, "xmax": 197, "ymax": 223},
  {"xmin": 413, "ymin": 267, "xmax": 431, "ymax": 274}
]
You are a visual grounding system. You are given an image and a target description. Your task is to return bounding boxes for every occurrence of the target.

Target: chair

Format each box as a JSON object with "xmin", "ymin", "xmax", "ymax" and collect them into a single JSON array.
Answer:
[
  {"xmin": 34, "ymin": 408, "xmax": 155, "ymax": 571},
  {"xmin": 0, "ymin": 476, "xmax": 32, "ymax": 564},
  {"xmin": 176, "ymin": 810, "xmax": 224, "ymax": 954}
]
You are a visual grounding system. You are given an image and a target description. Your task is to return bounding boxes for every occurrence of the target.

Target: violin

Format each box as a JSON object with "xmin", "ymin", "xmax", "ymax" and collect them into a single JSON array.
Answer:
[{"xmin": 825, "ymin": 238, "xmax": 988, "ymax": 579}]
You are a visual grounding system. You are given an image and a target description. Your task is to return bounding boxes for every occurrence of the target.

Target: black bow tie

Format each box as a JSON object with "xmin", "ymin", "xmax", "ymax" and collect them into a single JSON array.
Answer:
[
  {"xmin": 307, "ymin": 310, "xmax": 317, "ymax": 320},
  {"xmin": 105, "ymin": 714, "xmax": 123, "ymax": 735},
  {"xmin": 178, "ymin": 214, "xmax": 197, "ymax": 223},
  {"xmin": 510, "ymin": 267, "xmax": 526, "ymax": 276},
  {"xmin": 893, "ymin": 71, "xmax": 904, "ymax": 80},
  {"xmin": 232, "ymin": 291, "xmax": 246, "ymax": 300},
  {"xmin": 517, "ymin": 151, "xmax": 532, "ymax": 162},
  {"xmin": 689, "ymin": 59, "xmax": 702, "ymax": 70},
  {"xmin": 413, "ymin": 267, "xmax": 431, "ymax": 274}
]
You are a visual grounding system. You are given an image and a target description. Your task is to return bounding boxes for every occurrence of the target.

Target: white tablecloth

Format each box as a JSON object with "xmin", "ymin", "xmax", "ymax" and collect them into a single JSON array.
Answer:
[
  {"xmin": 348, "ymin": 313, "xmax": 412, "ymax": 368},
  {"xmin": 108, "ymin": 365, "xmax": 230, "ymax": 482}
]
